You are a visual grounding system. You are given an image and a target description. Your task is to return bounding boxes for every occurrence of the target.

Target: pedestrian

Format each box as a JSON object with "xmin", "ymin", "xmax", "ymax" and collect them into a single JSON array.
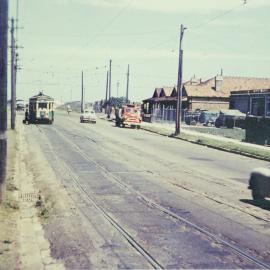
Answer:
[{"xmin": 24, "ymin": 109, "xmax": 29, "ymax": 124}]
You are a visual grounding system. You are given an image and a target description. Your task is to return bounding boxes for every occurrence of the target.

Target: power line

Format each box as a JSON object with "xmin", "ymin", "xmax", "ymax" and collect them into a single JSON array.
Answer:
[
  {"xmin": 148, "ymin": 1, "xmax": 249, "ymax": 50},
  {"xmin": 190, "ymin": 1, "xmax": 247, "ymax": 32},
  {"xmin": 22, "ymin": 29, "xmax": 170, "ymax": 39},
  {"xmin": 83, "ymin": 0, "xmax": 134, "ymax": 48}
]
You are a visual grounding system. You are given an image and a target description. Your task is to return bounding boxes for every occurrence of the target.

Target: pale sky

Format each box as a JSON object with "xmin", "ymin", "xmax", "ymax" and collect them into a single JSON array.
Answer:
[{"xmin": 9, "ymin": 0, "xmax": 270, "ymax": 103}]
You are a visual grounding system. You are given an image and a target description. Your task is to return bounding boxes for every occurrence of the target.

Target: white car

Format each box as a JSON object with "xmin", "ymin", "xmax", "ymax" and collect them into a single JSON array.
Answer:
[{"xmin": 80, "ymin": 109, "xmax": 97, "ymax": 123}]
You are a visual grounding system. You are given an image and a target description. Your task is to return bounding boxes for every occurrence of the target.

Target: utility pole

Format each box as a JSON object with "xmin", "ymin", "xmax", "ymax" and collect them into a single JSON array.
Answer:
[
  {"xmin": 15, "ymin": 0, "xmax": 20, "ymax": 98},
  {"xmin": 175, "ymin": 24, "xmax": 186, "ymax": 136},
  {"xmin": 81, "ymin": 70, "xmax": 84, "ymax": 113},
  {"xmin": 11, "ymin": 18, "xmax": 16, "ymax": 130},
  {"xmin": 105, "ymin": 70, "xmax": 108, "ymax": 102},
  {"xmin": 116, "ymin": 81, "xmax": 119, "ymax": 98},
  {"xmin": 109, "ymin": 59, "xmax": 112, "ymax": 99},
  {"xmin": 126, "ymin": 64, "xmax": 130, "ymax": 102},
  {"xmin": 0, "ymin": 0, "xmax": 8, "ymax": 202}
]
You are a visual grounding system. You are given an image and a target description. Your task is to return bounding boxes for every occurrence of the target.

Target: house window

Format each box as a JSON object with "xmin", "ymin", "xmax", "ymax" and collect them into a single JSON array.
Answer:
[
  {"xmin": 251, "ymin": 98, "xmax": 265, "ymax": 116},
  {"xmin": 266, "ymin": 98, "xmax": 270, "ymax": 117}
]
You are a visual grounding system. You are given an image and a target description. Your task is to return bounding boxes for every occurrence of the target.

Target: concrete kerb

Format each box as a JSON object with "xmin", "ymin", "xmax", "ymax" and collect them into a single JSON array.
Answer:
[{"xmin": 97, "ymin": 114, "xmax": 270, "ymax": 162}]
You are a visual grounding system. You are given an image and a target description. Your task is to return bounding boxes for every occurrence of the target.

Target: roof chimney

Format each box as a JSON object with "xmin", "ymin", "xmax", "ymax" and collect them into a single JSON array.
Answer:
[
  {"xmin": 215, "ymin": 70, "xmax": 223, "ymax": 91},
  {"xmin": 190, "ymin": 75, "xmax": 199, "ymax": 85}
]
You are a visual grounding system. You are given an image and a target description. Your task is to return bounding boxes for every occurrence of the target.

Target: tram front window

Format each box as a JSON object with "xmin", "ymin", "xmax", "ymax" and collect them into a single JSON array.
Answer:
[{"xmin": 39, "ymin": 102, "xmax": 47, "ymax": 109}]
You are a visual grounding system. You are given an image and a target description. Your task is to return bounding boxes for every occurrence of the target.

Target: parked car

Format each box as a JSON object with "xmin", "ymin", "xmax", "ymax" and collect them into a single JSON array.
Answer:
[
  {"xmin": 184, "ymin": 110, "xmax": 202, "ymax": 125},
  {"xmin": 199, "ymin": 110, "xmax": 220, "ymax": 126},
  {"xmin": 80, "ymin": 109, "xmax": 97, "ymax": 123},
  {"xmin": 215, "ymin": 109, "xmax": 246, "ymax": 128}
]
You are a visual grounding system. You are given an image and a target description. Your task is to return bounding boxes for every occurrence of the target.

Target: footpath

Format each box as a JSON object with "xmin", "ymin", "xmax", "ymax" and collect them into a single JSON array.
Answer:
[{"xmin": 0, "ymin": 118, "xmax": 64, "ymax": 270}]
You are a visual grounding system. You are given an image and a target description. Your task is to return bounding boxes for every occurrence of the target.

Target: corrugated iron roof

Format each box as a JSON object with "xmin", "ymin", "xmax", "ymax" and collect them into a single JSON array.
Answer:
[{"xmin": 184, "ymin": 76, "xmax": 270, "ymax": 98}]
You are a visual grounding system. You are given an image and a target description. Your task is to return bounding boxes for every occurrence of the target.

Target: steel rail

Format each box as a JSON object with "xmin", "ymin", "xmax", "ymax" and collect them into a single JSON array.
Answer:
[
  {"xmin": 61, "ymin": 117, "xmax": 270, "ymax": 223},
  {"xmin": 50, "ymin": 125, "xmax": 270, "ymax": 269},
  {"xmin": 40, "ymin": 126, "xmax": 163, "ymax": 270}
]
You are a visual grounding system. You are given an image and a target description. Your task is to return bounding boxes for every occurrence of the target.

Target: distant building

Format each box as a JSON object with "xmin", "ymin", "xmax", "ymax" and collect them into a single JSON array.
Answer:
[
  {"xmin": 230, "ymin": 89, "xmax": 270, "ymax": 117},
  {"xmin": 143, "ymin": 75, "xmax": 270, "ymax": 113},
  {"xmin": 142, "ymin": 86, "xmax": 178, "ymax": 114},
  {"xmin": 183, "ymin": 76, "xmax": 270, "ymax": 111}
]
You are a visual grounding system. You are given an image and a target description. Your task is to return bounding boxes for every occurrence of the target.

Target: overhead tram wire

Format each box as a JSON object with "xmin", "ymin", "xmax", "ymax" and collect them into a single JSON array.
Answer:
[
  {"xmin": 82, "ymin": 0, "xmax": 134, "ymax": 48},
  {"xmin": 148, "ymin": 0, "xmax": 250, "ymax": 51},
  {"xmin": 190, "ymin": 1, "xmax": 248, "ymax": 32}
]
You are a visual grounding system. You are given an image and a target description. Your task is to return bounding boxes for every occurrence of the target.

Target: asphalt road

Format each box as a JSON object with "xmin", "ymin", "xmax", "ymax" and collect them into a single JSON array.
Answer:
[{"xmin": 25, "ymin": 111, "xmax": 270, "ymax": 269}]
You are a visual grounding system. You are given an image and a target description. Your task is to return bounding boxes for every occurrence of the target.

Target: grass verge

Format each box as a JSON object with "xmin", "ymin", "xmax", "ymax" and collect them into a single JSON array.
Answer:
[{"xmin": 141, "ymin": 125, "xmax": 270, "ymax": 162}]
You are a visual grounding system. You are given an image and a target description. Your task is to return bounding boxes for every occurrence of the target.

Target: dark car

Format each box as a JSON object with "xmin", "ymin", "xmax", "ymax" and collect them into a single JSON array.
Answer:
[
  {"xmin": 199, "ymin": 110, "xmax": 220, "ymax": 126},
  {"xmin": 248, "ymin": 168, "xmax": 270, "ymax": 200},
  {"xmin": 215, "ymin": 109, "xmax": 246, "ymax": 128},
  {"xmin": 184, "ymin": 110, "xmax": 202, "ymax": 125}
]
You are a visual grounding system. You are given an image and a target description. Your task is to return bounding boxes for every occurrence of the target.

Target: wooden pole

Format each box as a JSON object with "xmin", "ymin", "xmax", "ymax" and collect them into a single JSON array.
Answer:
[{"xmin": 0, "ymin": 0, "xmax": 8, "ymax": 202}]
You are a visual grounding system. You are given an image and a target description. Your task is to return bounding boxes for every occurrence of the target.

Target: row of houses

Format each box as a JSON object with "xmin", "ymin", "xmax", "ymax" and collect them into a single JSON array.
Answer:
[{"xmin": 143, "ymin": 74, "xmax": 270, "ymax": 117}]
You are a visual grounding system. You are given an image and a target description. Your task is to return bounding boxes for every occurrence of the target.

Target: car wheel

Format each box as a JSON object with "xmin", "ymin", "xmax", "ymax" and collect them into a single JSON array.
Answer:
[{"xmin": 252, "ymin": 189, "xmax": 265, "ymax": 200}]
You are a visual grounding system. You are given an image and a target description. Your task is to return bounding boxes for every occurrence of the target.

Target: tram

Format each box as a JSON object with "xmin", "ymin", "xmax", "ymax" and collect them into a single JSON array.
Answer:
[{"xmin": 28, "ymin": 92, "xmax": 54, "ymax": 124}]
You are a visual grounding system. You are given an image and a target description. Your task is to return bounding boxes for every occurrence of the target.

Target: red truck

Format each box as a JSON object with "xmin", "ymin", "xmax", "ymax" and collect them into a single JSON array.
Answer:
[{"xmin": 115, "ymin": 104, "xmax": 142, "ymax": 129}]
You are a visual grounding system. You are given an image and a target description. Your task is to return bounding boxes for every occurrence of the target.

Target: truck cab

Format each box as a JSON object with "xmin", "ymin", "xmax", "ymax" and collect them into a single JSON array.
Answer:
[{"xmin": 115, "ymin": 104, "xmax": 141, "ymax": 128}]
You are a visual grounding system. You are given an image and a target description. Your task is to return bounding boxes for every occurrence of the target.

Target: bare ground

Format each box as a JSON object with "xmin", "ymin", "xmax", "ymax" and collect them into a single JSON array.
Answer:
[
  {"xmin": 1, "ymin": 117, "xmax": 152, "ymax": 269},
  {"xmin": 0, "ymin": 121, "xmax": 65, "ymax": 270}
]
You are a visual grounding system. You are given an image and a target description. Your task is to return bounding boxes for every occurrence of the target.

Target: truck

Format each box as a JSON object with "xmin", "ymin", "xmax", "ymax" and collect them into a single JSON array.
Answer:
[{"xmin": 115, "ymin": 104, "xmax": 142, "ymax": 129}]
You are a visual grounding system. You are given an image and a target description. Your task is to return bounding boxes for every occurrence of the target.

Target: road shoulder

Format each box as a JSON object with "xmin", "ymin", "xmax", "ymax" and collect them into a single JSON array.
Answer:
[{"xmin": 139, "ymin": 122, "xmax": 270, "ymax": 162}]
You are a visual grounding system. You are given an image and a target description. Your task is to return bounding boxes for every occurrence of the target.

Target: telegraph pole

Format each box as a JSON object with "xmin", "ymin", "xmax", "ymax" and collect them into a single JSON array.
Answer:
[
  {"xmin": 105, "ymin": 70, "xmax": 108, "ymax": 102},
  {"xmin": 11, "ymin": 18, "xmax": 16, "ymax": 130},
  {"xmin": 16, "ymin": 0, "xmax": 19, "ymax": 41},
  {"xmin": 0, "ymin": 0, "xmax": 8, "ymax": 202},
  {"xmin": 126, "ymin": 64, "xmax": 130, "ymax": 102},
  {"xmin": 175, "ymin": 24, "xmax": 186, "ymax": 136},
  {"xmin": 109, "ymin": 59, "xmax": 112, "ymax": 99},
  {"xmin": 116, "ymin": 81, "xmax": 119, "ymax": 98},
  {"xmin": 15, "ymin": 0, "xmax": 20, "ymax": 97},
  {"xmin": 81, "ymin": 70, "xmax": 84, "ymax": 113}
]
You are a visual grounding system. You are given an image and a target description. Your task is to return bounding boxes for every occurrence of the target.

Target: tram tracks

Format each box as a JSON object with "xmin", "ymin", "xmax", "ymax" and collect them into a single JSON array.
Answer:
[
  {"xmin": 36, "ymin": 125, "xmax": 163, "ymax": 269},
  {"xmin": 54, "ymin": 119, "xmax": 270, "ymax": 224},
  {"xmin": 41, "ymin": 125, "xmax": 270, "ymax": 269}
]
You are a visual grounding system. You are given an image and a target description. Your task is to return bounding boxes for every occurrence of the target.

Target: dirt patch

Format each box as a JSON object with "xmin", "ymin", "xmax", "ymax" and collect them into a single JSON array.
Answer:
[
  {"xmin": 0, "ymin": 120, "xmax": 65, "ymax": 270},
  {"xmin": 0, "ymin": 130, "xmax": 20, "ymax": 269},
  {"xmin": 23, "ymin": 122, "xmax": 101, "ymax": 269}
]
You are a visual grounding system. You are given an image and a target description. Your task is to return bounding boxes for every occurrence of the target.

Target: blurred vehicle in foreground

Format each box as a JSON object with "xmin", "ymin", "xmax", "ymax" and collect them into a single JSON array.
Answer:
[{"xmin": 248, "ymin": 168, "xmax": 270, "ymax": 200}]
